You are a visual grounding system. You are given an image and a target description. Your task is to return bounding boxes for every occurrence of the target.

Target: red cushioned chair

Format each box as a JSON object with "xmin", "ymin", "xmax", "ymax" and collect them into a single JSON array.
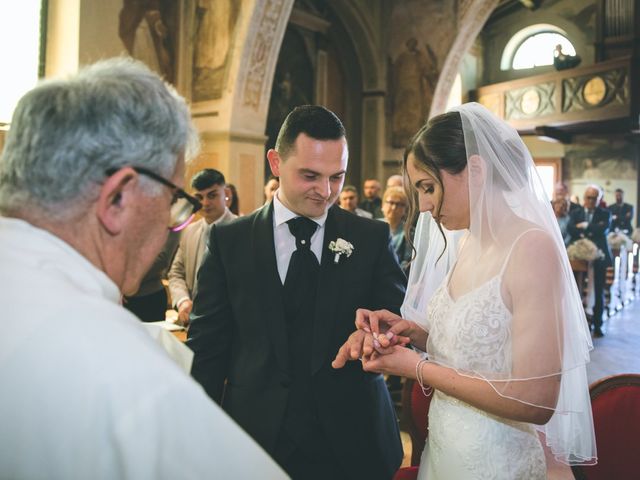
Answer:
[
  {"xmin": 393, "ymin": 466, "xmax": 419, "ymax": 480},
  {"xmin": 572, "ymin": 373, "xmax": 640, "ymax": 480},
  {"xmin": 392, "ymin": 379, "xmax": 433, "ymax": 480}
]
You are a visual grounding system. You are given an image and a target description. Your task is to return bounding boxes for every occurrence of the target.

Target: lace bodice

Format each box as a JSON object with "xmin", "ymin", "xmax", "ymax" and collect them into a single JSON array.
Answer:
[
  {"xmin": 426, "ymin": 275, "xmax": 511, "ymax": 376},
  {"xmin": 417, "ymin": 271, "xmax": 546, "ymax": 479}
]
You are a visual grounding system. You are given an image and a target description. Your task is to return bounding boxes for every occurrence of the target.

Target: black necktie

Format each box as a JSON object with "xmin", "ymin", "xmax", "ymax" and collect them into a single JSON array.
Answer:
[
  {"xmin": 284, "ymin": 217, "xmax": 319, "ymax": 294},
  {"xmin": 278, "ymin": 216, "xmax": 322, "ymax": 457}
]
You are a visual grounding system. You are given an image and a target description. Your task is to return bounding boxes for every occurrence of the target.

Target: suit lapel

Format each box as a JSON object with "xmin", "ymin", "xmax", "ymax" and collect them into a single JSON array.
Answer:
[
  {"xmin": 311, "ymin": 206, "xmax": 346, "ymax": 374},
  {"xmin": 191, "ymin": 219, "xmax": 205, "ymax": 290},
  {"xmin": 252, "ymin": 203, "xmax": 290, "ymax": 374}
]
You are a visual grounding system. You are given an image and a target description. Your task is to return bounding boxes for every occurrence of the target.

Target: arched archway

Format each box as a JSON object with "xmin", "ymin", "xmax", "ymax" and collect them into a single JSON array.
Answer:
[{"xmin": 430, "ymin": 0, "xmax": 499, "ymax": 118}]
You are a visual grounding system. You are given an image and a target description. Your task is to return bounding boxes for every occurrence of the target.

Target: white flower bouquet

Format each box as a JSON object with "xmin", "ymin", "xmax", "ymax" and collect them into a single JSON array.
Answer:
[
  {"xmin": 567, "ymin": 238, "xmax": 605, "ymax": 261},
  {"xmin": 608, "ymin": 231, "xmax": 632, "ymax": 250}
]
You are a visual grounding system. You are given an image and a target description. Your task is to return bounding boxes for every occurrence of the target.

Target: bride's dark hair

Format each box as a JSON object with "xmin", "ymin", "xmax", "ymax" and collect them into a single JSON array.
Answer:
[{"xmin": 402, "ymin": 111, "xmax": 466, "ymax": 258}]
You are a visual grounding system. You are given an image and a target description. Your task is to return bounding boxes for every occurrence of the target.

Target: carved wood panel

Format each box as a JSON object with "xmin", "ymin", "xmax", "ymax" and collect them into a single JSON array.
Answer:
[
  {"xmin": 505, "ymin": 82, "xmax": 556, "ymax": 121},
  {"xmin": 562, "ymin": 67, "xmax": 629, "ymax": 113}
]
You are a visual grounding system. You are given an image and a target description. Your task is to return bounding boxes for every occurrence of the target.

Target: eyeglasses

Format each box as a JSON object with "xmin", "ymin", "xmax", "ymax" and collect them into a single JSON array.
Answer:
[
  {"xmin": 384, "ymin": 200, "xmax": 407, "ymax": 208},
  {"xmin": 105, "ymin": 166, "xmax": 201, "ymax": 232},
  {"xmin": 584, "ymin": 195, "xmax": 598, "ymax": 201}
]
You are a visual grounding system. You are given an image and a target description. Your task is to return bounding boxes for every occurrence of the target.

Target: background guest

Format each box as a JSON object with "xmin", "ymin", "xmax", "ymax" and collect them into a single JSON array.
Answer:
[
  {"xmin": 338, "ymin": 185, "xmax": 373, "ymax": 218},
  {"xmin": 226, "ymin": 183, "xmax": 241, "ymax": 215},
  {"xmin": 168, "ymin": 168, "xmax": 236, "ymax": 325},
  {"xmin": 568, "ymin": 184, "xmax": 612, "ymax": 337},
  {"xmin": 552, "ymin": 197, "xmax": 572, "ymax": 246},
  {"xmin": 359, "ymin": 178, "xmax": 383, "ymax": 218},
  {"xmin": 554, "ymin": 181, "xmax": 581, "ymax": 214},
  {"xmin": 553, "ymin": 43, "xmax": 581, "ymax": 70},
  {"xmin": 610, "ymin": 188, "xmax": 633, "ymax": 233},
  {"xmin": 381, "ymin": 186, "xmax": 412, "ymax": 273},
  {"xmin": 386, "ymin": 174, "xmax": 404, "ymax": 189}
]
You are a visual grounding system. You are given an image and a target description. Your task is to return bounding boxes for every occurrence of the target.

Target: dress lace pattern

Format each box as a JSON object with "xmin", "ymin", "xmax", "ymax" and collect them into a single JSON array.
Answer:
[{"xmin": 417, "ymin": 275, "xmax": 546, "ymax": 479}]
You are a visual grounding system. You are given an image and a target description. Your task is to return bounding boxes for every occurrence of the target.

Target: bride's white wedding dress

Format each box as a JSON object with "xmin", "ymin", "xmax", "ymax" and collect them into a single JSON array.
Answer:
[{"xmin": 417, "ymin": 270, "xmax": 546, "ymax": 480}]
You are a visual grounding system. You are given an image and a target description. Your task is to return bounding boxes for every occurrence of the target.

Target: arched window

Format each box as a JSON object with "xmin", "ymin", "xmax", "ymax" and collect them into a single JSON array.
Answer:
[{"xmin": 501, "ymin": 24, "xmax": 576, "ymax": 71}]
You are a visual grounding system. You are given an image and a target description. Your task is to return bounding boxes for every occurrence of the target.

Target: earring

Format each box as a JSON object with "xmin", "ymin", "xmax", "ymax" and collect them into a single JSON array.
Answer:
[{"xmin": 225, "ymin": 197, "xmax": 229, "ymax": 201}]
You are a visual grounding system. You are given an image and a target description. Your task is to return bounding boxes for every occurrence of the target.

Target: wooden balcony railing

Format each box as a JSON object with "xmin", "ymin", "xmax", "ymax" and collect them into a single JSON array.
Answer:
[{"xmin": 473, "ymin": 56, "xmax": 637, "ymax": 135}]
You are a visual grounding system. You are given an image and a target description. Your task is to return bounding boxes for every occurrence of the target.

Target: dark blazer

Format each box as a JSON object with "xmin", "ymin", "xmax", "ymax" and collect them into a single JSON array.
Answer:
[
  {"xmin": 569, "ymin": 201, "xmax": 582, "ymax": 214},
  {"xmin": 609, "ymin": 202, "xmax": 634, "ymax": 232},
  {"xmin": 568, "ymin": 207, "xmax": 612, "ymax": 265},
  {"xmin": 188, "ymin": 203, "xmax": 406, "ymax": 479}
]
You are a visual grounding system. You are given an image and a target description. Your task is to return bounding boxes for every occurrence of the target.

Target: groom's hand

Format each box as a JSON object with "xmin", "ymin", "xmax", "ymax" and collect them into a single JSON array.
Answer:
[
  {"xmin": 332, "ymin": 309, "xmax": 412, "ymax": 369},
  {"xmin": 332, "ymin": 329, "xmax": 375, "ymax": 369}
]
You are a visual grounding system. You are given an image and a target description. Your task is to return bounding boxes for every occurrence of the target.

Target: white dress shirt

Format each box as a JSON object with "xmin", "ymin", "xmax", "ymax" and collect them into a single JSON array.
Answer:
[{"xmin": 272, "ymin": 191, "xmax": 327, "ymax": 284}]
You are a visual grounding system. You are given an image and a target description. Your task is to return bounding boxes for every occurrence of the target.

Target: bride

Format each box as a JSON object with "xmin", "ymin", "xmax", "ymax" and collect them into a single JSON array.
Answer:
[{"xmin": 333, "ymin": 103, "xmax": 596, "ymax": 478}]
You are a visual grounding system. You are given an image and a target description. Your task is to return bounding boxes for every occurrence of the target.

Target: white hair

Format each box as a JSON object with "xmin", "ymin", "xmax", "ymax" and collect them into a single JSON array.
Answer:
[{"xmin": 585, "ymin": 183, "xmax": 604, "ymax": 202}]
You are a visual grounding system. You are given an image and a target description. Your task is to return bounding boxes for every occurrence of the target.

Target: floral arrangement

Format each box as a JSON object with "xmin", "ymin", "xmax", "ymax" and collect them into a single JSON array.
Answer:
[
  {"xmin": 328, "ymin": 238, "xmax": 354, "ymax": 264},
  {"xmin": 567, "ymin": 238, "xmax": 605, "ymax": 261},
  {"xmin": 632, "ymin": 228, "xmax": 640, "ymax": 245},
  {"xmin": 608, "ymin": 231, "xmax": 633, "ymax": 250}
]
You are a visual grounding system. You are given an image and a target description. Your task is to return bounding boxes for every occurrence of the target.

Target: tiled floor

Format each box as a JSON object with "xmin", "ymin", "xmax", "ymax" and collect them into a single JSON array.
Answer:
[{"xmin": 587, "ymin": 298, "xmax": 640, "ymax": 383}]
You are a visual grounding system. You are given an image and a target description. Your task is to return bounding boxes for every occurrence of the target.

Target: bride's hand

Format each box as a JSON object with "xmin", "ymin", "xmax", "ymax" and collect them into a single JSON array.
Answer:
[
  {"xmin": 332, "ymin": 309, "xmax": 412, "ymax": 369},
  {"xmin": 361, "ymin": 345, "xmax": 422, "ymax": 378},
  {"xmin": 355, "ymin": 308, "xmax": 414, "ymax": 348}
]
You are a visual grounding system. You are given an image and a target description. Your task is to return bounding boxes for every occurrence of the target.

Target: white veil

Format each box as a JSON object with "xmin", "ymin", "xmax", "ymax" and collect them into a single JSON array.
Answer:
[
  {"xmin": 401, "ymin": 212, "xmax": 462, "ymax": 332},
  {"xmin": 401, "ymin": 103, "xmax": 596, "ymax": 465}
]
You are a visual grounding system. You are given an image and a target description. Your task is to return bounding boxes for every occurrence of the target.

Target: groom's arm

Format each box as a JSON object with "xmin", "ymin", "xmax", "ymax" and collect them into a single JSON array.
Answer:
[{"xmin": 187, "ymin": 226, "xmax": 233, "ymax": 404}]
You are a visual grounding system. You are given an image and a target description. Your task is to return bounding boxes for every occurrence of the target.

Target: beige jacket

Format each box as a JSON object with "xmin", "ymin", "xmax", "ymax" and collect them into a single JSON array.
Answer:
[{"xmin": 168, "ymin": 209, "xmax": 237, "ymax": 307}]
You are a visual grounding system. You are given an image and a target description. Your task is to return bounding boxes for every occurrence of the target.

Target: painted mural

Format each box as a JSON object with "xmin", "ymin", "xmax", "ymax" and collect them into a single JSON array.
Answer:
[
  {"xmin": 192, "ymin": 0, "xmax": 241, "ymax": 102},
  {"xmin": 565, "ymin": 139, "xmax": 637, "ymax": 208},
  {"xmin": 388, "ymin": 1, "xmax": 457, "ymax": 147},
  {"xmin": 118, "ymin": 0, "xmax": 178, "ymax": 83}
]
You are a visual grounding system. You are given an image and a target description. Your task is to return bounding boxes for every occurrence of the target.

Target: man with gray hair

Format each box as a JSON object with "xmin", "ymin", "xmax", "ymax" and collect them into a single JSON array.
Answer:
[
  {"xmin": 0, "ymin": 58, "xmax": 286, "ymax": 479},
  {"xmin": 568, "ymin": 184, "xmax": 612, "ymax": 337}
]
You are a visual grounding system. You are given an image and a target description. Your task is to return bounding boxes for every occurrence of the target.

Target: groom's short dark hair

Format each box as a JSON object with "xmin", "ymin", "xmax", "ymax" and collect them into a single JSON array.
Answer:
[{"xmin": 275, "ymin": 105, "xmax": 346, "ymax": 159}]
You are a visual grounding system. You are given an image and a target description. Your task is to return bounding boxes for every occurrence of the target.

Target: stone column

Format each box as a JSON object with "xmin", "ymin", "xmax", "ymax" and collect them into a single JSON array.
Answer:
[{"xmin": 361, "ymin": 91, "xmax": 386, "ymax": 183}]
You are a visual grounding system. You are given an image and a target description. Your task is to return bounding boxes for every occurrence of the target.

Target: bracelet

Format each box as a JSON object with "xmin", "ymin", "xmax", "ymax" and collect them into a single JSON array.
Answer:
[{"xmin": 415, "ymin": 358, "xmax": 433, "ymax": 397}]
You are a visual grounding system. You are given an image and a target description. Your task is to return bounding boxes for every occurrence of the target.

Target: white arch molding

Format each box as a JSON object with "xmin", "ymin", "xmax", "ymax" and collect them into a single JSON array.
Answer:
[
  {"xmin": 230, "ymin": 0, "xmax": 295, "ymax": 134},
  {"xmin": 430, "ymin": 0, "xmax": 500, "ymax": 118}
]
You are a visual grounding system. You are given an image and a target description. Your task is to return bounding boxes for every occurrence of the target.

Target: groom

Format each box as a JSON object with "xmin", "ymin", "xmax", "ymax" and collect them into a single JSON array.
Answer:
[{"xmin": 188, "ymin": 105, "xmax": 406, "ymax": 479}]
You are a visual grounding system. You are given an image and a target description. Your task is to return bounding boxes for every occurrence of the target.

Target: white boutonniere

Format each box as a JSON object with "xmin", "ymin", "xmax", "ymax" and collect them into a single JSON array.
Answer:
[{"xmin": 328, "ymin": 238, "xmax": 354, "ymax": 264}]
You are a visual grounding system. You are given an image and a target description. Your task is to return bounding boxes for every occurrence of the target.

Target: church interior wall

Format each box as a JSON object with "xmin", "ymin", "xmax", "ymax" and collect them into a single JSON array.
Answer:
[
  {"xmin": 321, "ymin": 5, "xmax": 365, "ymax": 187},
  {"xmin": 265, "ymin": 0, "xmax": 369, "ymax": 189},
  {"xmin": 45, "ymin": 0, "xmax": 81, "ymax": 77},
  {"xmin": 478, "ymin": 0, "xmax": 638, "ymax": 215},
  {"xmin": 265, "ymin": 25, "xmax": 316, "ymax": 177},
  {"xmin": 564, "ymin": 136, "xmax": 639, "ymax": 209},
  {"xmin": 459, "ymin": 39, "xmax": 483, "ymax": 102},
  {"xmin": 9, "ymin": 0, "xmax": 638, "ymax": 215},
  {"xmin": 384, "ymin": 0, "xmax": 460, "ymax": 172}
]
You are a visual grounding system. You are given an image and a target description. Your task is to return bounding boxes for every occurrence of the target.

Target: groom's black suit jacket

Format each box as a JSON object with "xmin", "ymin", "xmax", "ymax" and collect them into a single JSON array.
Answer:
[{"xmin": 188, "ymin": 203, "xmax": 406, "ymax": 478}]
